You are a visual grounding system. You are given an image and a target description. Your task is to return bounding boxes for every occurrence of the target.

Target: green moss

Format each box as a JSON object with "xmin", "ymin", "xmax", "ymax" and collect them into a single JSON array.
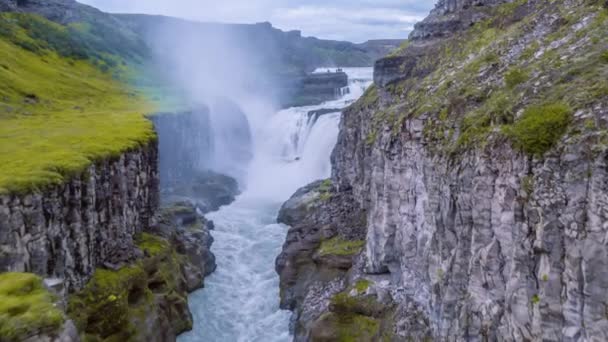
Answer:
[
  {"xmin": 542, "ymin": 274, "xmax": 549, "ymax": 282},
  {"xmin": 68, "ymin": 233, "xmax": 191, "ymax": 340},
  {"xmin": 356, "ymin": 85, "xmax": 379, "ymax": 109},
  {"xmin": 601, "ymin": 50, "xmax": 608, "ymax": 63},
  {"xmin": 68, "ymin": 265, "xmax": 148, "ymax": 339},
  {"xmin": 531, "ymin": 294, "xmax": 541, "ymax": 305},
  {"xmin": 319, "ymin": 179, "xmax": 332, "ymax": 192},
  {"xmin": 316, "ymin": 312, "xmax": 380, "ymax": 342},
  {"xmin": 520, "ymin": 42, "xmax": 540, "ymax": 60},
  {"xmin": 0, "ymin": 13, "xmax": 156, "ymax": 195},
  {"xmin": 136, "ymin": 233, "xmax": 170, "ymax": 256},
  {"xmin": 0, "ymin": 273, "xmax": 64, "ymax": 342},
  {"xmin": 354, "ymin": 279, "xmax": 372, "ymax": 294},
  {"xmin": 318, "ymin": 237, "xmax": 365, "ymax": 257},
  {"xmin": 504, "ymin": 67, "xmax": 529, "ymax": 89},
  {"xmin": 317, "ymin": 179, "xmax": 333, "ymax": 201},
  {"xmin": 486, "ymin": 91, "xmax": 515, "ymax": 125},
  {"xmin": 504, "ymin": 102, "xmax": 572, "ymax": 156}
]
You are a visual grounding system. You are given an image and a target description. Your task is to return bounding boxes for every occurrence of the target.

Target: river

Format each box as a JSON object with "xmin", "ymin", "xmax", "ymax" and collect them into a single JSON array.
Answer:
[{"xmin": 178, "ymin": 67, "xmax": 373, "ymax": 342}]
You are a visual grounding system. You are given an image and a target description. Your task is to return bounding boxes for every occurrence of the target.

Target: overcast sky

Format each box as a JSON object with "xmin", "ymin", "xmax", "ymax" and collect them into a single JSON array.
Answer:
[{"xmin": 78, "ymin": 0, "xmax": 434, "ymax": 43}]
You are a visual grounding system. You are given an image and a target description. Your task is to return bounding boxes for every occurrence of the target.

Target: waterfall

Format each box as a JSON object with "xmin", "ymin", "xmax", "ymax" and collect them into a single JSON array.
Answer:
[{"xmin": 178, "ymin": 67, "xmax": 373, "ymax": 342}]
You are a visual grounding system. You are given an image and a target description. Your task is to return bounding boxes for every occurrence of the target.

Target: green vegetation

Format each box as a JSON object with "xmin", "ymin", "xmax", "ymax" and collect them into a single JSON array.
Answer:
[
  {"xmin": 601, "ymin": 50, "xmax": 608, "ymax": 63},
  {"xmin": 504, "ymin": 103, "xmax": 572, "ymax": 156},
  {"xmin": 354, "ymin": 0, "xmax": 607, "ymax": 159},
  {"xmin": 68, "ymin": 265, "xmax": 148, "ymax": 340},
  {"xmin": 315, "ymin": 312, "xmax": 379, "ymax": 342},
  {"xmin": 318, "ymin": 237, "xmax": 365, "ymax": 257},
  {"xmin": 0, "ymin": 273, "xmax": 64, "ymax": 342},
  {"xmin": 354, "ymin": 279, "xmax": 372, "ymax": 294},
  {"xmin": 0, "ymin": 13, "xmax": 156, "ymax": 195},
  {"xmin": 504, "ymin": 67, "xmax": 529, "ymax": 89},
  {"xmin": 68, "ymin": 233, "xmax": 191, "ymax": 340},
  {"xmin": 136, "ymin": 233, "xmax": 171, "ymax": 256},
  {"xmin": 531, "ymin": 294, "xmax": 541, "ymax": 305},
  {"xmin": 318, "ymin": 179, "xmax": 333, "ymax": 201},
  {"xmin": 312, "ymin": 290, "xmax": 386, "ymax": 341}
]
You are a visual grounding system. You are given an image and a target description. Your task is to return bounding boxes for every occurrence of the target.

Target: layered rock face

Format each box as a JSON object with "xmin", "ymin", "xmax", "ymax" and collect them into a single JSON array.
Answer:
[
  {"xmin": 153, "ymin": 109, "xmax": 213, "ymax": 188},
  {"xmin": 0, "ymin": 142, "xmax": 159, "ymax": 291},
  {"xmin": 410, "ymin": 0, "xmax": 509, "ymax": 40},
  {"xmin": 280, "ymin": 0, "xmax": 608, "ymax": 340}
]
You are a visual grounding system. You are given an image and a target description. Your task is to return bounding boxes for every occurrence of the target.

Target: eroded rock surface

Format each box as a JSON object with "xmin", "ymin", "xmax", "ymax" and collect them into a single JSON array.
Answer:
[
  {"xmin": 278, "ymin": 0, "xmax": 608, "ymax": 340},
  {"xmin": 0, "ymin": 142, "xmax": 159, "ymax": 291}
]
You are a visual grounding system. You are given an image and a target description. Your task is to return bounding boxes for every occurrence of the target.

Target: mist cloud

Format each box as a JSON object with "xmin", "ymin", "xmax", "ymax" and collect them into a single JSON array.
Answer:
[{"xmin": 78, "ymin": 0, "xmax": 433, "ymax": 42}]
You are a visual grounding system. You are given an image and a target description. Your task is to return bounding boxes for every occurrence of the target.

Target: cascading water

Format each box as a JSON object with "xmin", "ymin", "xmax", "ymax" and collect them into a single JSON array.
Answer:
[{"xmin": 178, "ymin": 67, "xmax": 373, "ymax": 342}]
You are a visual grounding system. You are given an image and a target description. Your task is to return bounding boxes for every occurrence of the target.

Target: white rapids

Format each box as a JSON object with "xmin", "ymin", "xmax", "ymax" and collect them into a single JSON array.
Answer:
[{"xmin": 178, "ymin": 67, "xmax": 373, "ymax": 342}]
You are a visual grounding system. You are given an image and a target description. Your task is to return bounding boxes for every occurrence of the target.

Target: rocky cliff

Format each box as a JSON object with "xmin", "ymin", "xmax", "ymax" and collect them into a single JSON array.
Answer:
[
  {"xmin": 278, "ymin": 0, "xmax": 608, "ymax": 340},
  {"xmin": 0, "ymin": 142, "xmax": 159, "ymax": 291},
  {"xmin": 0, "ymin": 123, "xmax": 221, "ymax": 341}
]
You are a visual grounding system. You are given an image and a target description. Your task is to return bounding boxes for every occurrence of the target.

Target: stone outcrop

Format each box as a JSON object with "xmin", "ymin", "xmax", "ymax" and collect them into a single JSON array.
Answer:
[
  {"xmin": 279, "ymin": 0, "xmax": 608, "ymax": 340},
  {"xmin": 0, "ymin": 142, "xmax": 159, "ymax": 291},
  {"xmin": 276, "ymin": 180, "xmax": 367, "ymax": 340},
  {"xmin": 65, "ymin": 202, "xmax": 217, "ymax": 342},
  {"xmin": 285, "ymin": 71, "xmax": 349, "ymax": 108},
  {"xmin": 409, "ymin": 0, "xmax": 509, "ymax": 40}
]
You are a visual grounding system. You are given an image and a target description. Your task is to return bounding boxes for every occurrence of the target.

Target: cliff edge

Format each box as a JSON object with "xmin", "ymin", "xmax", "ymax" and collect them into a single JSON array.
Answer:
[{"xmin": 278, "ymin": 0, "xmax": 608, "ymax": 340}]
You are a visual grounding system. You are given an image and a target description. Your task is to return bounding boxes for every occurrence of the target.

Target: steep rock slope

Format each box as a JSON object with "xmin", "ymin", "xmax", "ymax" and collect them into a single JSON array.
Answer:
[
  {"xmin": 0, "ymin": 142, "xmax": 159, "ymax": 291},
  {"xmin": 279, "ymin": 0, "xmax": 608, "ymax": 340}
]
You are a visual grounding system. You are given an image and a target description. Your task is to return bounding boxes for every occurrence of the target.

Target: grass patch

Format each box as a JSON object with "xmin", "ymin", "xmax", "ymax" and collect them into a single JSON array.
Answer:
[
  {"xmin": 318, "ymin": 237, "xmax": 365, "ymax": 256},
  {"xmin": 601, "ymin": 50, "xmax": 608, "ymax": 63},
  {"xmin": 0, "ymin": 273, "xmax": 64, "ymax": 342},
  {"xmin": 504, "ymin": 102, "xmax": 572, "ymax": 156},
  {"xmin": 318, "ymin": 179, "xmax": 333, "ymax": 201},
  {"xmin": 136, "ymin": 233, "xmax": 171, "ymax": 256},
  {"xmin": 354, "ymin": 279, "xmax": 371, "ymax": 294},
  {"xmin": 504, "ymin": 67, "xmax": 529, "ymax": 89},
  {"xmin": 0, "ymin": 14, "xmax": 156, "ymax": 195}
]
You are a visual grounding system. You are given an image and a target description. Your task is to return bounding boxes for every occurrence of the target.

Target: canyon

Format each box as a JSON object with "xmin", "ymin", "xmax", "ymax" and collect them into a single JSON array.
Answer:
[{"xmin": 1, "ymin": 0, "xmax": 608, "ymax": 341}]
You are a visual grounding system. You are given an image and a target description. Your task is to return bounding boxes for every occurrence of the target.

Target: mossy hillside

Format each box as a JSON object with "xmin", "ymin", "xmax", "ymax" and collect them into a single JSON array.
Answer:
[
  {"xmin": 67, "ymin": 233, "xmax": 191, "ymax": 341},
  {"xmin": 0, "ymin": 273, "xmax": 64, "ymax": 342},
  {"xmin": 0, "ymin": 13, "xmax": 157, "ymax": 195},
  {"xmin": 362, "ymin": 0, "xmax": 608, "ymax": 158}
]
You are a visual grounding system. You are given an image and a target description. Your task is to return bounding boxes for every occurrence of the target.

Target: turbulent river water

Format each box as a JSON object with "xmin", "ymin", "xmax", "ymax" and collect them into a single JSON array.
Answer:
[{"xmin": 178, "ymin": 68, "xmax": 373, "ymax": 342}]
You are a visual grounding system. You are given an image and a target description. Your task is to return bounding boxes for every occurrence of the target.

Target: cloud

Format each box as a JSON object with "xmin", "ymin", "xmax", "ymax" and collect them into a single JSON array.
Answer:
[{"xmin": 78, "ymin": 0, "xmax": 433, "ymax": 42}]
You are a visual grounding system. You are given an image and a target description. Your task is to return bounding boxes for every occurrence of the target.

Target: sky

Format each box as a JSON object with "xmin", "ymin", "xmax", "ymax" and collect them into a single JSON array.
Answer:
[{"xmin": 78, "ymin": 0, "xmax": 435, "ymax": 43}]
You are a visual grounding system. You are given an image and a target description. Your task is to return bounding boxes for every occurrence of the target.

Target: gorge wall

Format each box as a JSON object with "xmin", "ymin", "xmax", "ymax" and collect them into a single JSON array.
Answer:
[
  {"xmin": 278, "ymin": 0, "xmax": 608, "ymax": 340},
  {"xmin": 0, "ymin": 142, "xmax": 159, "ymax": 291}
]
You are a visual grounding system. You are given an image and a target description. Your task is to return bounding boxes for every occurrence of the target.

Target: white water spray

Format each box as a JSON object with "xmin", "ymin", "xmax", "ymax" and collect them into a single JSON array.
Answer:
[{"xmin": 178, "ymin": 67, "xmax": 373, "ymax": 342}]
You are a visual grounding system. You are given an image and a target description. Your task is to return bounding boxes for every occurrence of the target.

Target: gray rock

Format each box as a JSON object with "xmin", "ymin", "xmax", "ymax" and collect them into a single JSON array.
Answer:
[{"xmin": 0, "ymin": 142, "xmax": 159, "ymax": 292}]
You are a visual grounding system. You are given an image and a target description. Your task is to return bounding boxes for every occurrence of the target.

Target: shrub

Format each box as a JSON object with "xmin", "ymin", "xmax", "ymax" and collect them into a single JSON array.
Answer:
[{"xmin": 505, "ymin": 102, "xmax": 572, "ymax": 156}]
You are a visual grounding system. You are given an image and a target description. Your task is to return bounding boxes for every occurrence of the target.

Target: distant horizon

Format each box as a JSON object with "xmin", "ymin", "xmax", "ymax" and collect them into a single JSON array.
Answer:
[{"xmin": 78, "ymin": 0, "xmax": 434, "ymax": 43}]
